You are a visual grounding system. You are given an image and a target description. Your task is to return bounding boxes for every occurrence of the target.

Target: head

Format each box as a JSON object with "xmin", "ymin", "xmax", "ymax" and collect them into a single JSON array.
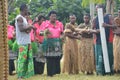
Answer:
[
  {"xmin": 69, "ymin": 14, "xmax": 76, "ymax": 24},
  {"xmin": 48, "ymin": 11, "xmax": 57, "ymax": 23},
  {"xmin": 83, "ymin": 14, "xmax": 90, "ymax": 24},
  {"xmin": 20, "ymin": 4, "xmax": 29, "ymax": 17},
  {"xmin": 25, "ymin": 12, "xmax": 31, "ymax": 20},
  {"xmin": 95, "ymin": 4, "xmax": 106, "ymax": 13},
  {"xmin": 38, "ymin": 15, "xmax": 46, "ymax": 25}
]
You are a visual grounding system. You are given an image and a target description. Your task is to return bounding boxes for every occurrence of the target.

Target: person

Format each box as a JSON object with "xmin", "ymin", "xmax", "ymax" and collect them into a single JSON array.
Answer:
[
  {"xmin": 92, "ymin": 4, "xmax": 114, "ymax": 75},
  {"xmin": 15, "ymin": 4, "xmax": 35, "ymax": 79},
  {"xmin": 25, "ymin": 12, "xmax": 38, "ymax": 57},
  {"xmin": 33, "ymin": 15, "xmax": 46, "ymax": 74},
  {"xmin": 77, "ymin": 14, "xmax": 95, "ymax": 75},
  {"xmin": 62, "ymin": 14, "xmax": 80, "ymax": 74},
  {"xmin": 7, "ymin": 24, "xmax": 16, "ymax": 75},
  {"xmin": 34, "ymin": 15, "xmax": 46, "ymax": 43},
  {"xmin": 40, "ymin": 11, "xmax": 63, "ymax": 76},
  {"xmin": 113, "ymin": 8, "xmax": 120, "ymax": 73}
]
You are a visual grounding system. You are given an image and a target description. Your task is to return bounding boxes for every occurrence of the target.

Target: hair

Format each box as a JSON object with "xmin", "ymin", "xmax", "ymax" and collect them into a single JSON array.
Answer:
[
  {"xmin": 96, "ymin": 4, "xmax": 106, "ymax": 12},
  {"xmin": 20, "ymin": 3, "xmax": 27, "ymax": 11},
  {"xmin": 118, "ymin": 7, "xmax": 120, "ymax": 11},
  {"xmin": 69, "ymin": 13, "xmax": 76, "ymax": 17},
  {"xmin": 84, "ymin": 13, "xmax": 90, "ymax": 18},
  {"xmin": 38, "ymin": 15, "xmax": 46, "ymax": 21},
  {"xmin": 28, "ymin": 12, "xmax": 31, "ymax": 15},
  {"xmin": 48, "ymin": 10, "xmax": 57, "ymax": 17}
]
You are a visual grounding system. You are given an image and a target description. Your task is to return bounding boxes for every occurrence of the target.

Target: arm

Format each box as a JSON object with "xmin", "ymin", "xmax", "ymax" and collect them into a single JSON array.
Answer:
[
  {"xmin": 113, "ymin": 17, "xmax": 120, "ymax": 35},
  {"xmin": 17, "ymin": 17, "xmax": 33, "ymax": 32},
  {"xmin": 102, "ymin": 15, "xmax": 116, "ymax": 29},
  {"xmin": 64, "ymin": 24, "xmax": 81, "ymax": 39},
  {"xmin": 91, "ymin": 18, "xmax": 100, "ymax": 34}
]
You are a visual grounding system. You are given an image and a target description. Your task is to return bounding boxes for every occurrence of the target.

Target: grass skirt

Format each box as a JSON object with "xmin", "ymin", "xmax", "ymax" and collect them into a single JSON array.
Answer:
[
  {"xmin": 78, "ymin": 38, "xmax": 95, "ymax": 73},
  {"xmin": 113, "ymin": 35, "xmax": 120, "ymax": 72},
  {"xmin": 62, "ymin": 37, "xmax": 78, "ymax": 74}
]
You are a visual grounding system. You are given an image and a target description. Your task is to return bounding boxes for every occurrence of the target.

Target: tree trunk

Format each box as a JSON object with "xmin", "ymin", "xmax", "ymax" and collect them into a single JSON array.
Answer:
[
  {"xmin": 110, "ymin": 0, "xmax": 115, "ymax": 16},
  {"xmin": 90, "ymin": 0, "xmax": 95, "ymax": 20},
  {"xmin": 106, "ymin": 0, "xmax": 114, "ymax": 16},
  {"xmin": 106, "ymin": 0, "xmax": 111, "ymax": 14}
]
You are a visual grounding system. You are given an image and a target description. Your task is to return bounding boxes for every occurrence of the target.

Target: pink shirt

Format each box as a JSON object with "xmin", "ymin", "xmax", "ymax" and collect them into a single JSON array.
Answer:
[
  {"xmin": 41, "ymin": 20, "xmax": 63, "ymax": 38},
  {"xmin": 34, "ymin": 23, "xmax": 44, "ymax": 43},
  {"xmin": 7, "ymin": 25, "xmax": 15, "ymax": 40},
  {"xmin": 28, "ymin": 19, "xmax": 35, "ymax": 42},
  {"xmin": 30, "ymin": 29, "xmax": 35, "ymax": 42}
]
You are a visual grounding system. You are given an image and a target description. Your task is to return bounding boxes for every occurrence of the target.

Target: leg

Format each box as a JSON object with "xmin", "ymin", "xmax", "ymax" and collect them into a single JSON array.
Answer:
[
  {"xmin": 108, "ymin": 43, "xmax": 114, "ymax": 74},
  {"xmin": 9, "ymin": 59, "xmax": 15, "ymax": 75},
  {"xmin": 95, "ymin": 44, "xmax": 105, "ymax": 75},
  {"xmin": 46, "ymin": 57, "xmax": 54, "ymax": 76},
  {"xmin": 55, "ymin": 57, "xmax": 61, "ymax": 74}
]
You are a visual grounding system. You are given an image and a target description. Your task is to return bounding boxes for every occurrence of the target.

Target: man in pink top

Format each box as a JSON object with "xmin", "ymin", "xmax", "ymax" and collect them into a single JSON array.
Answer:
[{"xmin": 40, "ymin": 11, "xmax": 63, "ymax": 76}]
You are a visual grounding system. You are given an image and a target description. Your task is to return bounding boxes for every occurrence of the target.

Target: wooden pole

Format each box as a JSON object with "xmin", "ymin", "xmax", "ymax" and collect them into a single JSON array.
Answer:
[{"xmin": 0, "ymin": 0, "xmax": 8, "ymax": 80}]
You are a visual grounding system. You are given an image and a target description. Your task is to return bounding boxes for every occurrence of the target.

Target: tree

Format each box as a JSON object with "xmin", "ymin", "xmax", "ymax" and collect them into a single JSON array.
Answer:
[
  {"xmin": 81, "ymin": 0, "xmax": 120, "ymax": 16},
  {"xmin": 81, "ymin": 0, "xmax": 105, "ymax": 20},
  {"xmin": 8, "ymin": 0, "xmax": 88, "ymax": 25}
]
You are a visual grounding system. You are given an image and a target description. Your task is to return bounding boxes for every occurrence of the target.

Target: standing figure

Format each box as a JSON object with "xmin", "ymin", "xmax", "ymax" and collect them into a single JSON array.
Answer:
[
  {"xmin": 113, "ymin": 8, "xmax": 120, "ymax": 73},
  {"xmin": 78, "ymin": 14, "xmax": 95, "ymax": 74},
  {"xmin": 41, "ymin": 11, "xmax": 63, "ymax": 76},
  {"xmin": 33, "ymin": 15, "xmax": 46, "ymax": 74},
  {"xmin": 92, "ymin": 4, "xmax": 114, "ymax": 75},
  {"xmin": 62, "ymin": 14, "xmax": 80, "ymax": 74},
  {"xmin": 15, "ymin": 4, "xmax": 35, "ymax": 79},
  {"xmin": 8, "ymin": 25, "xmax": 16, "ymax": 75}
]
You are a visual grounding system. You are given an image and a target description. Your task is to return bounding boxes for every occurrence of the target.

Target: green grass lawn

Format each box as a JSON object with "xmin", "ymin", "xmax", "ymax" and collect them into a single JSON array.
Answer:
[
  {"xmin": 9, "ymin": 73, "xmax": 120, "ymax": 80},
  {"xmin": 9, "ymin": 60, "xmax": 120, "ymax": 80}
]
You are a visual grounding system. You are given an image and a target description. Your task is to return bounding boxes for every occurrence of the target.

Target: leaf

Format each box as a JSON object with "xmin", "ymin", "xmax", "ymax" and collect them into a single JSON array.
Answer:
[{"xmin": 81, "ymin": 0, "xmax": 90, "ymax": 7}]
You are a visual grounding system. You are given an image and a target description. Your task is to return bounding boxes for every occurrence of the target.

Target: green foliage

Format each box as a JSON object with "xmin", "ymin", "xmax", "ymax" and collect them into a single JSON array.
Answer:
[
  {"xmin": 8, "ymin": 0, "xmax": 120, "ymax": 25},
  {"xmin": 12, "ymin": 40, "xmax": 19, "ymax": 52},
  {"xmin": 81, "ymin": 0, "xmax": 105, "ymax": 8},
  {"xmin": 8, "ymin": 40, "xmax": 13, "ymax": 50},
  {"xmin": 8, "ymin": 0, "xmax": 93, "ymax": 25}
]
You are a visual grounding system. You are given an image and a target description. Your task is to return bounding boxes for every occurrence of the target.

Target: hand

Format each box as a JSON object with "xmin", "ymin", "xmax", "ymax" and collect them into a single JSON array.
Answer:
[
  {"xmin": 60, "ymin": 35, "xmax": 65, "ymax": 42},
  {"xmin": 113, "ymin": 27, "xmax": 120, "ymax": 34},
  {"xmin": 102, "ymin": 23, "xmax": 109, "ymax": 27},
  {"xmin": 81, "ymin": 29, "xmax": 87, "ymax": 33},
  {"xmin": 26, "ymin": 29, "xmax": 31, "ymax": 33},
  {"xmin": 45, "ymin": 29, "xmax": 51, "ymax": 34},
  {"xmin": 40, "ymin": 31, "xmax": 44, "ymax": 36},
  {"xmin": 87, "ymin": 29, "xmax": 92, "ymax": 34},
  {"xmin": 75, "ymin": 35, "xmax": 81, "ymax": 40},
  {"xmin": 73, "ymin": 32, "xmax": 78, "ymax": 36},
  {"xmin": 32, "ymin": 27, "xmax": 37, "ymax": 31},
  {"xmin": 27, "ymin": 25, "xmax": 34, "ymax": 30},
  {"xmin": 91, "ymin": 29, "xmax": 100, "ymax": 33}
]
